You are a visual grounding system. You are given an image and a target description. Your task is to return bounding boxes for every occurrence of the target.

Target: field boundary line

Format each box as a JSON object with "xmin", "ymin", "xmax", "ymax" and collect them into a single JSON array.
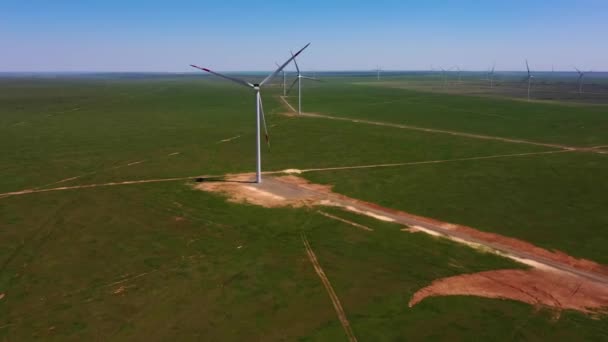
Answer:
[
  {"xmin": 318, "ymin": 210, "xmax": 373, "ymax": 231},
  {"xmin": 0, "ymin": 150, "xmax": 570, "ymax": 199},
  {"xmin": 301, "ymin": 233, "xmax": 358, "ymax": 342},
  {"xmin": 294, "ymin": 150, "xmax": 571, "ymax": 174},
  {"xmin": 30, "ymin": 159, "xmax": 150, "ymax": 191},
  {"xmin": 296, "ymin": 112, "xmax": 606, "ymax": 154},
  {"xmin": 0, "ymin": 176, "xmax": 205, "ymax": 199}
]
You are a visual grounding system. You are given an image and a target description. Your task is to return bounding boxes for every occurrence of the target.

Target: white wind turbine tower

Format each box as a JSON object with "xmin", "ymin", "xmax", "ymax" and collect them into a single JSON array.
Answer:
[
  {"xmin": 574, "ymin": 67, "xmax": 589, "ymax": 95},
  {"xmin": 376, "ymin": 66, "xmax": 382, "ymax": 81},
  {"xmin": 191, "ymin": 43, "xmax": 310, "ymax": 184},
  {"xmin": 287, "ymin": 51, "xmax": 321, "ymax": 114},
  {"xmin": 524, "ymin": 59, "xmax": 535, "ymax": 101}
]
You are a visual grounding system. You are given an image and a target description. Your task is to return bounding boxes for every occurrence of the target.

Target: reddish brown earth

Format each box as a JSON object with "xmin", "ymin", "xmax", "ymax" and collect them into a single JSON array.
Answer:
[
  {"xmin": 195, "ymin": 174, "xmax": 608, "ymax": 315},
  {"xmin": 409, "ymin": 269, "xmax": 608, "ymax": 315}
]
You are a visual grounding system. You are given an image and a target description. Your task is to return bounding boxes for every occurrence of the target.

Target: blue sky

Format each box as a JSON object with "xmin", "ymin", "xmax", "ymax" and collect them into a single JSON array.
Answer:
[{"xmin": 1, "ymin": 0, "xmax": 606, "ymax": 72}]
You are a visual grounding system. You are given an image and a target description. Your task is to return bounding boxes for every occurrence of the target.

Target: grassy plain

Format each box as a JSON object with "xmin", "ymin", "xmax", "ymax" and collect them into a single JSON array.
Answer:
[
  {"xmin": 291, "ymin": 79, "xmax": 608, "ymax": 263},
  {"xmin": 1, "ymin": 76, "xmax": 607, "ymax": 340},
  {"xmin": 299, "ymin": 81, "xmax": 608, "ymax": 146}
]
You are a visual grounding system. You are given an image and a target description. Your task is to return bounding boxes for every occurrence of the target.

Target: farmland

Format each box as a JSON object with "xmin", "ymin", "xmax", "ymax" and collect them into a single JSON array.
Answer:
[{"xmin": 1, "ymin": 75, "xmax": 607, "ymax": 340}]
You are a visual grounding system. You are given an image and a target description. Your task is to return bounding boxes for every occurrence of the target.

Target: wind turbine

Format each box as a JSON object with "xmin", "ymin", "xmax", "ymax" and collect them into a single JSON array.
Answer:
[
  {"xmin": 574, "ymin": 67, "xmax": 589, "ymax": 95},
  {"xmin": 524, "ymin": 59, "xmax": 535, "ymax": 101},
  {"xmin": 191, "ymin": 43, "xmax": 310, "ymax": 184},
  {"xmin": 287, "ymin": 51, "xmax": 320, "ymax": 114},
  {"xmin": 376, "ymin": 66, "xmax": 382, "ymax": 81},
  {"xmin": 488, "ymin": 63, "xmax": 496, "ymax": 88},
  {"xmin": 276, "ymin": 62, "xmax": 287, "ymax": 96}
]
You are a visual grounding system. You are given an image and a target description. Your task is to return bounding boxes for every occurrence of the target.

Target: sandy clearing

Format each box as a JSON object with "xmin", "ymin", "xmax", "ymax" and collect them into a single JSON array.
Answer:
[
  {"xmin": 302, "ymin": 233, "xmax": 358, "ymax": 342},
  {"xmin": 242, "ymin": 186, "xmax": 286, "ymax": 201},
  {"xmin": 195, "ymin": 175, "xmax": 301, "ymax": 208},
  {"xmin": 409, "ymin": 269, "xmax": 608, "ymax": 315},
  {"xmin": 318, "ymin": 210, "xmax": 373, "ymax": 231},
  {"xmin": 168, "ymin": 152, "xmax": 181, "ymax": 156}
]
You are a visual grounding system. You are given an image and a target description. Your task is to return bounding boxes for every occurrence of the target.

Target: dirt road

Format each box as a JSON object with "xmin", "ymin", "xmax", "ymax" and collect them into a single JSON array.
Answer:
[{"xmin": 278, "ymin": 96, "xmax": 608, "ymax": 155}]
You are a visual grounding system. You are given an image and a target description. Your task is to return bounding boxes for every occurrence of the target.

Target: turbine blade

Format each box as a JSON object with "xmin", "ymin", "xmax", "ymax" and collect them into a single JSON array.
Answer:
[
  {"xmin": 259, "ymin": 96, "xmax": 270, "ymax": 150},
  {"xmin": 525, "ymin": 59, "xmax": 530, "ymax": 75},
  {"xmin": 190, "ymin": 65, "xmax": 254, "ymax": 88},
  {"xmin": 286, "ymin": 78, "xmax": 299, "ymax": 94},
  {"xmin": 291, "ymin": 51, "xmax": 301, "ymax": 74},
  {"xmin": 301, "ymin": 76, "xmax": 322, "ymax": 82},
  {"xmin": 260, "ymin": 43, "xmax": 310, "ymax": 86}
]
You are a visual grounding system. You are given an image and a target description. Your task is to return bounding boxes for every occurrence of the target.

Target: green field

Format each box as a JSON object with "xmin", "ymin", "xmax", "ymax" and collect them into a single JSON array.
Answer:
[
  {"xmin": 1, "ymin": 76, "xmax": 607, "ymax": 340},
  {"xmin": 300, "ymin": 81, "xmax": 608, "ymax": 146}
]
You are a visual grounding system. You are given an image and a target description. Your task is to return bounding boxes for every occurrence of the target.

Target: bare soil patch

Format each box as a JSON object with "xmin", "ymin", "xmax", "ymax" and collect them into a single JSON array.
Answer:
[
  {"xmin": 195, "ymin": 175, "xmax": 608, "ymax": 276},
  {"xmin": 410, "ymin": 268, "xmax": 608, "ymax": 315},
  {"xmin": 195, "ymin": 174, "xmax": 608, "ymax": 315},
  {"xmin": 194, "ymin": 174, "xmax": 332, "ymax": 208}
]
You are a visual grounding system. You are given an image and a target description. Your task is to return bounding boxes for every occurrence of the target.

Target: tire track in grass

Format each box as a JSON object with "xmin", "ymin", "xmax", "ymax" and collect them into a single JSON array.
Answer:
[
  {"xmin": 301, "ymin": 233, "xmax": 358, "ymax": 342},
  {"xmin": 318, "ymin": 210, "xmax": 373, "ymax": 231},
  {"xmin": 30, "ymin": 159, "xmax": 149, "ymax": 191},
  {"xmin": 0, "ymin": 175, "xmax": 204, "ymax": 199},
  {"xmin": 294, "ymin": 150, "xmax": 571, "ymax": 174}
]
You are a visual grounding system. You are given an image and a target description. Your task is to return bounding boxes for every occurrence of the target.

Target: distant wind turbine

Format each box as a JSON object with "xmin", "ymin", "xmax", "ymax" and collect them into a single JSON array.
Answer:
[
  {"xmin": 287, "ymin": 51, "xmax": 321, "ymax": 114},
  {"xmin": 376, "ymin": 66, "xmax": 382, "ymax": 81},
  {"xmin": 191, "ymin": 43, "xmax": 311, "ymax": 183},
  {"xmin": 574, "ymin": 67, "xmax": 590, "ymax": 95},
  {"xmin": 488, "ymin": 63, "xmax": 496, "ymax": 88},
  {"xmin": 276, "ymin": 62, "xmax": 287, "ymax": 96},
  {"xmin": 524, "ymin": 59, "xmax": 535, "ymax": 101}
]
